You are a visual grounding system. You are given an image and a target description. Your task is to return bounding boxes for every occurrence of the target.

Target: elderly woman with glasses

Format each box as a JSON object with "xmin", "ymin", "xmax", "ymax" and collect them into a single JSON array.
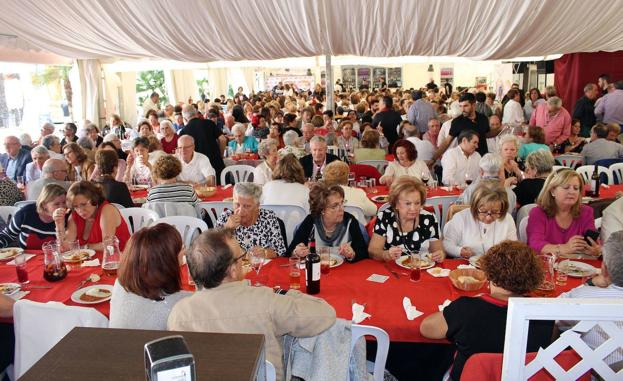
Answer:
[
  {"xmin": 289, "ymin": 182, "xmax": 368, "ymax": 262},
  {"xmin": 527, "ymin": 168, "xmax": 600, "ymax": 257},
  {"xmin": 228, "ymin": 123, "xmax": 258, "ymax": 153},
  {"xmin": 443, "ymin": 183, "xmax": 517, "ymax": 259},
  {"xmin": 369, "ymin": 176, "xmax": 444, "ymax": 262},
  {"xmin": 25, "ymin": 145, "xmax": 50, "ymax": 183},
  {"xmin": 216, "ymin": 182, "xmax": 286, "ymax": 258},
  {"xmin": 253, "ymin": 139, "xmax": 280, "ymax": 185}
]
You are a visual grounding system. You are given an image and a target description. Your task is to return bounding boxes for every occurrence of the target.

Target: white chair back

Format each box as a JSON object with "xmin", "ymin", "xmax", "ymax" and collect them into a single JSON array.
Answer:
[
  {"xmin": 576, "ymin": 165, "xmax": 613, "ymax": 185},
  {"xmin": 518, "ymin": 216, "xmax": 529, "ymax": 243},
  {"xmin": 351, "ymin": 324, "xmax": 390, "ymax": 381},
  {"xmin": 265, "ymin": 360, "xmax": 276, "ymax": 381},
  {"xmin": 220, "ymin": 164, "xmax": 255, "ymax": 185},
  {"xmin": 13, "ymin": 300, "xmax": 109, "ymax": 378},
  {"xmin": 358, "ymin": 160, "xmax": 389, "ymax": 174},
  {"xmin": 14, "ymin": 200, "xmax": 35, "ymax": 209},
  {"xmin": 196, "ymin": 201, "xmax": 233, "ymax": 227},
  {"xmin": 610, "ymin": 163, "xmax": 623, "ymax": 184},
  {"xmin": 142, "ymin": 202, "xmax": 198, "ymax": 218},
  {"xmin": 157, "ymin": 216, "xmax": 208, "ymax": 247},
  {"xmin": 0, "ymin": 206, "xmax": 18, "ymax": 225},
  {"xmin": 378, "ymin": 202, "xmax": 391, "ymax": 213},
  {"xmin": 424, "ymin": 195, "xmax": 458, "ymax": 232},
  {"xmin": 344, "ymin": 205, "xmax": 367, "ymax": 226},
  {"xmin": 516, "ymin": 203, "xmax": 537, "ymax": 225},
  {"xmin": 119, "ymin": 207, "xmax": 160, "ymax": 234},
  {"xmin": 555, "ymin": 154, "xmax": 583, "ymax": 169},
  {"xmin": 110, "ymin": 202, "xmax": 125, "ymax": 209},
  {"xmin": 261, "ymin": 204, "xmax": 307, "ymax": 245},
  {"xmin": 595, "ymin": 217, "xmax": 602, "ymax": 229},
  {"xmin": 552, "ymin": 165, "xmax": 566, "ymax": 172},
  {"xmin": 502, "ymin": 298, "xmax": 623, "ymax": 380}
]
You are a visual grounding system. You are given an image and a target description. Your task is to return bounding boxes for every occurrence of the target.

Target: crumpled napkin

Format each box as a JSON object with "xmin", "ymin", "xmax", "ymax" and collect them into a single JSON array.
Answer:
[
  {"xmin": 351, "ymin": 303, "xmax": 371, "ymax": 323},
  {"xmin": 426, "ymin": 267, "xmax": 451, "ymax": 277},
  {"xmin": 81, "ymin": 258, "xmax": 101, "ymax": 267},
  {"xmin": 10, "ymin": 290, "xmax": 30, "ymax": 300},
  {"xmin": 222, "ymin": 184, "xmax": 232, "ymax": 189},
  {"xmin": 438, "ymin": 299, "xmax": 452, "ymax": 312},
  {"xmin": 402, "ymin": 297, "xmax": 424, "ymax": 321},
  {"xmin": 7, "ymin": 253, "xmax": 36, "ymax": 265},
  {"xmin": 457, "ymin": 264, "xmax": 476, "ymax": 269}
]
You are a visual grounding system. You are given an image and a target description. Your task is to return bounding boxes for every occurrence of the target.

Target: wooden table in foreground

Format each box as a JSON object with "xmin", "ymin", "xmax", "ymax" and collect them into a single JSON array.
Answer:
[{"xmin": 20, "ymin": 327, "xmax": 265, "ymax": 381}]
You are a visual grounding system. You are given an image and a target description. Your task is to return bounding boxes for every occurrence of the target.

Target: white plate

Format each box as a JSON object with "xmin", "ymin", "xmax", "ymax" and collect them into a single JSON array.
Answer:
[
  {"xmin": 0, "ymin": 247, "xmax": 24, "ymax": 261},
  {"xmin": 129, "ymin": 184, "xmax": 149, "ymax": 191},
  {"xmin": 0, "ymin": 282, "xmax": 21, "ymax": 296},
  {"xmin": 395, "ymin": 255, "xmax": 435, "ymax": 270},
  {"xmin": 558, "ymin": 252, "xmax": 598, "ymax": 260},
  {"xmin": 371, "ymin": 195, "xmax": 389, "ymax": 203},
  {"xmin": 556, "ymin": 261, "xmax": 598, "ymax": 278},
  {"xmin": 71, "ymin": 284, "xmax": 113, "ymax": 304},
  {"xmin": 329, "ymin": 254, "xmax": 344, "ymax": 268},
  {"xmin": 469, "ymin": 256, "xmax": 482, "ymax": 269},
  {"xmin": 61, "ymin": 249, "xmax": 96, "ymax": 263}
]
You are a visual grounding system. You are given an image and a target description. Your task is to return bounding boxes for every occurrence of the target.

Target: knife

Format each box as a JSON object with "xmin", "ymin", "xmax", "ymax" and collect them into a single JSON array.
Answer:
[{"xmin": 384, "ymin": 263, "xmax": 400, "ymax": 279}]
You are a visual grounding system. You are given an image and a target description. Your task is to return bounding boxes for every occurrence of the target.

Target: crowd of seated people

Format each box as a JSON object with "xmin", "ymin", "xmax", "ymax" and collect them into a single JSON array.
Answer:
[{"xmin": 2, "ymin": 77, "xmax": 623, "ymax": 381}]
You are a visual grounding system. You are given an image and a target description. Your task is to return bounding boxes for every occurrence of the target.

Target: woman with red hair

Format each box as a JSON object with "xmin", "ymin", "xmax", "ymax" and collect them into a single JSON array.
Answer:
[{"xmin": 379, "ymin": 139, "xmax": 431, "ymax": 186}]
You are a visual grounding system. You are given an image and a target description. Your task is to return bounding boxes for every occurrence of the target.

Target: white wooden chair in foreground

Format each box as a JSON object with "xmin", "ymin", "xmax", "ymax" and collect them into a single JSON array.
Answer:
[{"xmin": 502, "ymin": 298, "xmax": 623, "ymax": 380}]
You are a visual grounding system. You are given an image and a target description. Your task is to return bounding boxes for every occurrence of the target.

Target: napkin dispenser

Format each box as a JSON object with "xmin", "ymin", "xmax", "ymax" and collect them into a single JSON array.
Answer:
[{"xmin": 144, "ymin": 335, "xmax": 196, "ymax": 381}]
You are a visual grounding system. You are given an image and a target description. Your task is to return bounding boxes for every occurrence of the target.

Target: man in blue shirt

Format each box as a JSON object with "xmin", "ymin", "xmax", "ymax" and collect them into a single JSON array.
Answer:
[{"xmin": 1, "ymin": 136, "xmax": 32, "ymax": 180}]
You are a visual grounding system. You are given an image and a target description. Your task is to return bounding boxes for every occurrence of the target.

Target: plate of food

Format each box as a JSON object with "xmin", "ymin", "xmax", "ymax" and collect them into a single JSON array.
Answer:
[
  {"xmin": 71, "ymin": 284, "xmax": 113, "ymax": 304},
  {"xmin": 0, "ymin": 247, "xmax": 24, "ymax": 262},
  {"xmin": 195, "ymin": 186, "xmax": 216, "ymax": 198},
  {"xmin": 61, "ymin": 249, "xmax": 96, "ymax": 263},
  {"xmin": 0, "ymin": 283, "xmax": 20, "ymax": 296},
  {"xmin": 329, "ymin": 253, "xmax": 344, "ymax": 268},
  {"xmin": 371, "ymin": 195, "xmax": 389, "ymax": 203},
  {"xmin": 556, "ymin": 261, "xmax": 598, "ymax": 278},
  {"xmin": 396, "ymin": 255, "xmax": 435, "ymax": 270},
  {"xmin": 128, "ymin": 184, "xmax": 149, "ymax": 191},
  {"xmin": 557, "ymin": 252, "xmax": 598, "ymax": 260},
  {"xmin": 468, "ymin": 256, "xmax": 483, "ymax": 269}
]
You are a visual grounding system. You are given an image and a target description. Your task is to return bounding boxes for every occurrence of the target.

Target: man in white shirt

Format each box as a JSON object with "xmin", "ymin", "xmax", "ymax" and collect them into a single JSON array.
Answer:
[
  {"xmin": 502, "ymin": 89, "xmax": 525, "ymax": 127},
  {"xmin": 142, "ymin": 92, "xmax": 160, "ymax": 116},
  {"xmin": 441, "ymin": 130, "xmax": 481, "ymax": 186},
  {"xmin": 601, "ymin": 198, "xmax": 623, "ymax": 242},
  {"xmin": 557, "ymin": 231, "xmax": 623, "ymax": 367},
  {"xmin": 437, "ymin": 117, "xmax": 455, "ymax": 151},
  {"xmin": 403, "ymin": 122, "xmax": 435, "ymax": 162},
  {"xmin": 176, "ymin": 135, "xmax": 216, "ymax": 185}
]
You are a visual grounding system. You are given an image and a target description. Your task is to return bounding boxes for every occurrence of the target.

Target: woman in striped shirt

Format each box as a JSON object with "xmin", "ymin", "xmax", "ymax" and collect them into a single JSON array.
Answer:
[
  {"xmin": 0, "ymin": 184, "xmax": 67, "ymax": 249},
  {"xmin": 147, "ymin": 154, "xmax": 199, "ymax": 206}
]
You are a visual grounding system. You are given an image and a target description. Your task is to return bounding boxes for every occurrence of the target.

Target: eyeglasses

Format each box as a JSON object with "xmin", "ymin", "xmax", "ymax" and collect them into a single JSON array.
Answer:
[
  {"xmin": 326, "ymin": 201, "xmax": 346, "ymax": 210},
  {"xmin": 231, "ymin": 252, "xmax": 247, "ymax": 264},
  {"xmin": 72, "ymin": 201, "xmax": 92, "ymax": 210},
  {"xmin": 477, "ymin": 209, "xmax": 502, "ymax": 218}
]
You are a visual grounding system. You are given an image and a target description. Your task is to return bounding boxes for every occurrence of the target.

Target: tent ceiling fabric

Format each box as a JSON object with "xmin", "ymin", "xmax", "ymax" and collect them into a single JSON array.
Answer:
[{"xmin": 2, "ymin": 0, "xmax": 623, "ymax": 62}]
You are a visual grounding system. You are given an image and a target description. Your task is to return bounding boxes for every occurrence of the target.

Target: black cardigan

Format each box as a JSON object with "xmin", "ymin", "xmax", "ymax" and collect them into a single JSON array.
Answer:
[{"xmin": 286, "ymin": 212, "xmax": 368, "ymax": 262}]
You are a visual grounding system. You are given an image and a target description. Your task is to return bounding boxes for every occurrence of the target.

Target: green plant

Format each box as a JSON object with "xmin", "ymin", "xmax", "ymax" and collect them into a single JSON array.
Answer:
[
  {"xmin": 31, "ymin": 65, "xmax": 73, "ymax": 115},
  {"xmin": 136, "ymin": 70, "xmax": 168, "ymax": 105},
  {"xmin": 196, "ymin": 78, "xmax": 209, "ymax": 99}
]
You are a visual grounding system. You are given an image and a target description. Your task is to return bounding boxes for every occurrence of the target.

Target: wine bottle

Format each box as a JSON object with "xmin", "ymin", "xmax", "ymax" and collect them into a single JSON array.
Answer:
[
  {"xmin": 590, "ymin": 164, "xmax": 600, "ymax": 197},
  {"xmin": 305, "ymin": 228, "xmax": 320, "ymax": 294}
]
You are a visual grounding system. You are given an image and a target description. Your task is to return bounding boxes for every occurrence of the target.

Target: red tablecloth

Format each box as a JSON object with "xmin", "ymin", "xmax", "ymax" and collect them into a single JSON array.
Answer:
[
  {"xmin": 364, "ymin": 185, "xmax": 462, "ymax": 207},
  {"xmin": 595, "ymin": 184, "xmax": 623, "ymax": 199}
]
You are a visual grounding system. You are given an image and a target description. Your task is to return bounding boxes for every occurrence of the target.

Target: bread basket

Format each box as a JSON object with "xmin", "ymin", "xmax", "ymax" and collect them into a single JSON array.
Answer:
[{"xmin": 449, "ymin": 268, "xmax": 487, "ymax": 291}]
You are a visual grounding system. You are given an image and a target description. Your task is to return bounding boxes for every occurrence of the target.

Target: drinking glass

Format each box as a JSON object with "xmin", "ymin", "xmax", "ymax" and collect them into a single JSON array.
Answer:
[
  {"xmin": 15, "ymin": 253, "xmax": 29, "ymax": 284},
  {"xmin": 537, "ymin": 253, "xmax": 555, "ymax": 293},
  {"xmin": 16, "ymin": 176, "xmax": 25, "ymax": 190},
  {"xmin": 43, "ymin": 241, "xmax": 67, "ymax": 282},
  {"xmin": 102, "ymin": 236, "xmax": 121, "ymax": 276},
  {"xmin": 421, "ymin": 172, "xmax": 430, "ymax": 187},
  {"xmin": 288, "ymin": 257, "xmax": 301, "ymax": 290},
  {"xmin": 464, "ymin": 173, "xmax": 473, "ymax": 187},
  {"xmin": 555, "ymin": 259, "xmax": 568, "ymax": 286},
  {"xmin": 348, "ymin": 172, "xmax": 356, "ymax": 187},
  {"xmin": 248, "ymin": 247, "xmax": 265, "ymax": 286},
  {"xmin": 319, "ymin": 247, "xmax": 331, "ymax": 275},
  {"xmin": 409, "ymin": 251, "xmax": 421, "ymax": 282}
]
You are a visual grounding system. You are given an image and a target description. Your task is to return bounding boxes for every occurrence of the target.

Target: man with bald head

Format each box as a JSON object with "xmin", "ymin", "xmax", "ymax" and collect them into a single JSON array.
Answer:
[
  {"xmin": 179, "ymin": 104, "xmax": 225, "ymax": 183},
  {"xmin": 37, "ymin": 122, "xmax": 55, "ymax": 145},
  {"xmin": 26, "ymin": 158, "xmax": 70, "ymax": 200},
  {"xmin": 176, "ymin": 135, "xmax": 216, "ymax": 186},
  {"xmin": 573, "ymin": 83, "xmax": 599, "ymax": 137},
  {"xmin": 298, "ymin": 123, "xmax": 315, "ymax": 153},
  {"xmin": 1, "ymin": 136, "xmax": 32, "ymax": 180}
]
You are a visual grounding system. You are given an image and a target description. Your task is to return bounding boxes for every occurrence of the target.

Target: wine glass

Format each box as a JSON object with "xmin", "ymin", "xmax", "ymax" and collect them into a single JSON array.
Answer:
[
  {"xmin": 464, "ymin": 173, "xmax": 473, "ymax": 187},
  {"xmin": 248, "ymin": 247, "xmax": 265, "ymax": 286},
  {"xmin": 421, "ymin": 171, "xmax": 430, "ymax": 187}
]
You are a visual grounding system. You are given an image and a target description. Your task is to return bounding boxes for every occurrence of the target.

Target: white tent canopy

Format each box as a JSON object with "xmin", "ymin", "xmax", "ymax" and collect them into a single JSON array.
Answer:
[{"xmin": 1, "ymin": 0, "xmax": 623, "ymax": 62}]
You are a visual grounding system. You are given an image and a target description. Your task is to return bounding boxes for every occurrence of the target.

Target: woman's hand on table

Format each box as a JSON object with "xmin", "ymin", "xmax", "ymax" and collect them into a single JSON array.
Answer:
[
  {"xmin": 459, "ymin": 247, "xmax": 475, "ymax": 259},
  {"xmin": 293, "ymin": 243, "xmax": 310, "ymax": 258},
  {"xmin": 429, "ymin": 250, "xmax": 445, "ymax": 263},
  {"xmin": 563, "ymin": 235, "xmax": 588, "ymax": 255},
  {"xmin": 224, "ymin": 213, "xmax": 241, "ymax": 229},
  {"xmin": 583, "ymin": 237, "xmax": 601, "ymax": 257},
  {"xmin": 384, "ymin": 246, "xmax": 403, "ymax": 261},
  {"xmin": 339, "ymin": 242, "xmax": 355, "ymax": 260}
]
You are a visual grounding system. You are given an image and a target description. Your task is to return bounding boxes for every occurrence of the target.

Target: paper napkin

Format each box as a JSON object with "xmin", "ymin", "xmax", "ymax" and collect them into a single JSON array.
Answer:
[
  {"xmin": 352, "ymin": 303, "xmax": 371, "ymax": 323},
  {"xmin": 426, "ymin": 267, "xmax": 451, "ymax": 277},
  {"xmin": 10, "ymin": 290, "xmax": 30, "ymax": 300},
  {"xmin": 457, "ymin": 264, "xmax": 476, "ymax": 269},
  {"xmin": 438, "ymin": 299, "xmax": 452, "ymax": 312},
  {"xmin": 222, "ymin": 184, "xmax": 233, "ymax": 189},
  {"xmin": 366, "ymin": 274, "xmax": 389, "ymax": 283},
  {"xmin": 402, "ymin": 297, "xmax": 424, "ymax": 321},
  {"xmin": 81, "ymin": 258, "xmax": 101, "ymax": 267},
  {"xmin": 7, "ymin": 254, "xmax": 36, "ymax": 265}
]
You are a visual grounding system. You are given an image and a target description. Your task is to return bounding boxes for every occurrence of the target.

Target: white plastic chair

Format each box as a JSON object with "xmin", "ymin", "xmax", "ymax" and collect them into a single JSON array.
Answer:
[
  {"xmin": 351, "ymin": 324, "xmax": 390, "ymax": 381},
  {"xmin": 595, "ymin": 217, "xmax": 602, "ymax": 230},
  {"xmin": 157, "ymin": 216, "xmax": 208, "ymax": 247},
  {"xmin": 14, "ymin": 200, "xmax": 35, "ymax": 209},
  {"xmin": 555, "ymin": 154, "xmax": 583, "ymax": 169},
  {"xmin": 110, "ymin": 202, "xmax": 125, "ymax": 209},
  {"xmin": 266, "ymin": 360, "xmax": 276, "ymax": 381},
  {"xmin": 13, "ymin": 300, "xmax": 109, "ymax": 378},
  {"xmin": 119, "ymin": 207, "xmax": 160, "ymax": 234},
  {"xmin": 261, "ymin": 204, "xmax": 307, "ymax": 245},
  {"xmin": 516, "ymin": 203, "xmax": 537, "ymax": 225},
  {"xmin": 358, "ymin": 160, "xmax": 389, "ymax": 174},
  {"xmin": 424, "ymin": 195, "xmax": 458, "ymax": 232},
  {"xmin": 576, "ymin": 165, "xmax": 613, "ymax": 185},
  {"xmin": 518, "ymin": 216, "xmax": 529, "ymax": 243},
  {"xmin": 344, "ymin": 205, "xmax": 367, "ymax": 226},
  {"xmin": 552, "ymin": 165, "xmax": 566, "ymax": 172},
  {"xmin": 610, "ymin": 163, "xmax": 623, "ymax": 184},
  {"xmin": 220, "ymin": 164, "xmax": 255, "ymax": 185},
  {"xmin": 0, "ymin": 206, "xmax": 18, "ymax": 225},
  {"xmin": 196, "ymin": 201, "xmax": 233, "ymax": 227},
  {"xmin": 142, "ymin": 201, "xmax": 198, "ymax": 218},
  {"xmin": 378, "ymin": 202, "xmax": 391, "ymax": 213}
]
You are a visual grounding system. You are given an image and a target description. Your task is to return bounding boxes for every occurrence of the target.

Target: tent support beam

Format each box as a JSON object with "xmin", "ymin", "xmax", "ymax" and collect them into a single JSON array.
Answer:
[{"xmin": 325, "ymin": 55, "xmax": 333, "ymax": 112}]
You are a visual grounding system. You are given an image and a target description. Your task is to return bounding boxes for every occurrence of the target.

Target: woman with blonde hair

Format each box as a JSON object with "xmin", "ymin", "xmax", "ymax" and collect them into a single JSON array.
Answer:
[
  {"xmin": 63, "ymin": 142, "xmax": 94, "ymax": 181},
  {"xmin": 527, "ymin": 168, "xmax": 600, "ymax": 256},
  {"xmin": 498, "ymin": 134, "xmax": 523, "ymax": 181},
  {"xmin": 260, "ymin": 154, "xmax": 310, "ymax": 212}
]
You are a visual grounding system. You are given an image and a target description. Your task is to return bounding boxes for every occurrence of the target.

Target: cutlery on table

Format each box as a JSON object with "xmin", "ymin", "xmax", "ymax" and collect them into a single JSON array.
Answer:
[{"xmin": 383, "ymin": 263, "xmax": 400, "ymax": 279}]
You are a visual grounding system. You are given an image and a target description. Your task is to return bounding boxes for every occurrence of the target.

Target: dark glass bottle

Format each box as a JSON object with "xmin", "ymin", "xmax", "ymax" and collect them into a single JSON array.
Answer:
[
  {"xmin": 590, "ymin": 164, "xmax": 600, "ymax": 197},
  {"xmin": 305, "ymin": 229, "xmax": 320, "ymax": 294}
]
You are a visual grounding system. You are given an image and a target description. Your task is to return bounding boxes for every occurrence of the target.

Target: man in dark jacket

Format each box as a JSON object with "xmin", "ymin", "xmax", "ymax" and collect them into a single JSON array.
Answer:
[
  {"xmin": 573, "ymin": 83, "xmax": 599, "ymax": 138},
  {"xmin": 179, "ymin": 104, "xmax": 226, "ymax": 184},
  {"xmin": 371, "ymin": 96, "xmax": 402, "ymax": 147},
  {"xmin": 299, "ymin": 136, "xmax": 340, "ymax": 179},
  {"xmin": 1, "ymin": 136, "xmax": 32, "ymax": 180}
]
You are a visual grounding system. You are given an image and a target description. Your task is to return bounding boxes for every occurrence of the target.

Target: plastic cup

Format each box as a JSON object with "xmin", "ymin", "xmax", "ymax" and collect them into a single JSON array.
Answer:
[
  {"xmin": 15, "ymin": 254, "xmax": 29, "ymax": 284},
  {"xmin": 409, "ymin": 252, "xmax": 421, "ymax": 282},
  {"xmin": 288, "ymin": 257, "xmax": 301, "ymax": 290},
  {"xmin": 319, "ymin": 247, "xmax": 331, "ymax": 275}
]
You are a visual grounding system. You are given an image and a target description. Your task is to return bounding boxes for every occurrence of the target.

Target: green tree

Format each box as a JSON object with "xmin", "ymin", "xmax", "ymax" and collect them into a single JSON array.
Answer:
[
  {"xmin": 136, "ymin": 70, "xmax": 168, "ymax": 106},
  {"xmin": 31, "ymin": 65, "xmax": 73, "ymax": 118}
]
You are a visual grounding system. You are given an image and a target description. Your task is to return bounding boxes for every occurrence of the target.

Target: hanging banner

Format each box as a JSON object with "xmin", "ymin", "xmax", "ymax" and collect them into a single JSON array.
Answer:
[
  {"xmin": 475, "ymin": 76, "xmax": 488, "ymax": 91},
  {"xmin": 372, "ymin": 67, "xmax": 387, "ymax": 89},
  {"xmin": 387, "ymin": 68, "xmax": 402, "ymax": 88},
  {"xmin": 440, "ymin": 67, "xmax": 454, "ymax": 86},
  {"xmin": 342, "ymin": 67, "xmax": 356, "ymax": 90},
  {"xmin": 264, "ymin": 75, "xmax": 314, "ymax": 91},
  {"xmin": 357, "ymin": 68, "xmax": 371, "ymax": 90}
]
